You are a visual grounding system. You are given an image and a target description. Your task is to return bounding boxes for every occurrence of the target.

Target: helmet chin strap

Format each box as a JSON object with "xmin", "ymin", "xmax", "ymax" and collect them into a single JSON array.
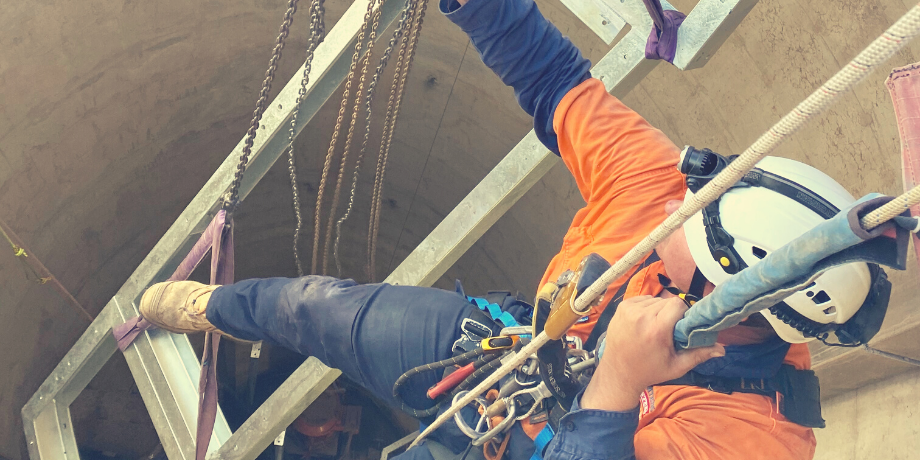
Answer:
[
  {"xmin": 658, "ymin": 268, "xmax": 708, "ymax": 306},
  {"xmin": 688, "ymin": 267, "xmax": 708, "ymax": 299}
]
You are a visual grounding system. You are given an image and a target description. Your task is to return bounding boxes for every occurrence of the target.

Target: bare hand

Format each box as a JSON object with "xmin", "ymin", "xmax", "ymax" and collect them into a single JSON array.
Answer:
[{"xmin": 581, "ymin": 296, "xmax": 725, "ymax": 411}]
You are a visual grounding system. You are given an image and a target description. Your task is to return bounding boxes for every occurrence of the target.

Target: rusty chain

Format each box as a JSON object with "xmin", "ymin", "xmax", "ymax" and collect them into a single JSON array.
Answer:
[
  {"xmin": 312, "ymin": 0, "xmax": 379, "ymax": 275},
  {"xmin": 367, "ymin": 0, "xmax": 428, "ymax": 281},
  {"xmin": 225, "ymin": 0, "xmax": 300, "ymax": 214},
  {"xmin": 331, "ymin": 0, "xmax": 422, "ymax": 276},
  {"xmin": 324, "ymin": 3, "xmax": 385, "ymax": 277},
  {"xmin": 213, "ymin": 0, "xmax": 431, "ymax": 279}
]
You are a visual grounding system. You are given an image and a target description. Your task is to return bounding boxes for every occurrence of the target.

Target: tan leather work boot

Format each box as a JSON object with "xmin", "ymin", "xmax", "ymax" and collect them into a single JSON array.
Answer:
[{"xmin": 139, "ymin": 281, "xmax": 221, "ymax": 334}]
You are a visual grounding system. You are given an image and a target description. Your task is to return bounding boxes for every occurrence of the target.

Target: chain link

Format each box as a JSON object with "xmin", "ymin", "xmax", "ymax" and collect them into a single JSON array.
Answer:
[
  {"xmin": 225, "ymin": 0, "xmax": 300, "ymax": 214},
  {"xmin": 325, "ymin": 2, "xmax": 385, "ymax": 277},
  {"xmin": 286, "ymin": 0, "xmax": 327, "ymax": 277},
  {"xmin": 367, "ymin": 0, "xmax": 428, "ymax": 281},
  {"xmin": 223, "ymin": 0, "xmax": 426, "ymax": 278},
  {"xmin": 331, "ymin": 0, "xmax": 420, "ymax": 277},
  {"xmin": 312, "ymin": 0, "xmax": 379, "ymax": 275}
]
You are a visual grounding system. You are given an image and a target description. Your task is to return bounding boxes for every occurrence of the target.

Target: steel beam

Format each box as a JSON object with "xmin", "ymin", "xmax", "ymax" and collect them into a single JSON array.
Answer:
[
  {"xmin": 207, "ymin": 358, "xmax": 341, "ymax": 460},
  {"xmin": 23, "ymin": 301, "xmax": 118, "ymax": 459},
  {"xmin": 23, "ymin": 0, "xmax": 407, "ymax": 458}
]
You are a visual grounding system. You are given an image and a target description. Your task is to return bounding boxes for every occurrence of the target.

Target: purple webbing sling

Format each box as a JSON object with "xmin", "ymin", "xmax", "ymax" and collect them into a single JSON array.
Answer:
[
  {"xmin": 642, "ymin": 0, "xmax": 685, "ymax": 63},
  {"xmin": 113, "ymin": 210, "xmax": 234, "ymax": 460}
]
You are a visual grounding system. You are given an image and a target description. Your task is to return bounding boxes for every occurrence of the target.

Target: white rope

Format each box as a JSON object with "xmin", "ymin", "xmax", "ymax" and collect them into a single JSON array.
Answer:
[
  {"xmin": 862, "ymin": 183, "xmax": 920, "ymax": 229},
  {"xmin": 412, "ymin": 4, "xmax": 920, "ymax": 447}
]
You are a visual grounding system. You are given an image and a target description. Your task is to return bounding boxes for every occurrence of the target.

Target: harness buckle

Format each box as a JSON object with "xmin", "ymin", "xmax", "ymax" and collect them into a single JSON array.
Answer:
[{"xmin": 740, "ymin": 377, "xmax": 766, "ymax": 391}]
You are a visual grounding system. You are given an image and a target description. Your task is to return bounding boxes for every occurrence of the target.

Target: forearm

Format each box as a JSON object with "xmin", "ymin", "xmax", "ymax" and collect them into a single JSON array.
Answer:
[{"xmin": 440, "ymin": 0, "xmax": 590, "ymax": 154}]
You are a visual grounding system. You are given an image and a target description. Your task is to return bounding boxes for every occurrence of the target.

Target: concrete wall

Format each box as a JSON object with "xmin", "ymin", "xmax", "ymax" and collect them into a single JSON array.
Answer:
[{"xmin": 815, "ymin": 367, "xmax": 920, "ymax": 460}]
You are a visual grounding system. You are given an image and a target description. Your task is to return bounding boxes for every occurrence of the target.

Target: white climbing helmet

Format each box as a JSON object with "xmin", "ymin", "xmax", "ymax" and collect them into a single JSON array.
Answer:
[{"xmin": 679, "ymin": 148, "xmax": 872, "ymax": 343}]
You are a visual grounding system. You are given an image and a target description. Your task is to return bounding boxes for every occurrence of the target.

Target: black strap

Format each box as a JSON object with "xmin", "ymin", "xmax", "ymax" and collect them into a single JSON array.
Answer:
[
  {"xmin": 658, "ymin": 269, "xmax": 708, "ymax": 306},
  {"xmin": 584, "ymin": 251, "xmax": 661, "ymax": 350},
  {"xmin": 687, "ymin": 268, "xmax": 707, "ymax": 299},
  {"xmin": 659, "ymin": 365, "xmax": 826, "ymax": 428},
  {"xmin": 741, "ymin": 168, "xmax": 839, "ymax": 219},
  {"xmin": 659, "ymin": 371, "xmax": 776, "ymax": 396}
]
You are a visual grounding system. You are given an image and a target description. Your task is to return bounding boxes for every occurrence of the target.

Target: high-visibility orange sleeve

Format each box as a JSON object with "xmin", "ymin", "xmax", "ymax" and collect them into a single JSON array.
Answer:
[
  {"xmin": 636, "ymin": 386, "xmax": 817, "ymax": 459},
  {"xmin": 541, "ymin": 77, "xmax": 686, "ymax": 342}
]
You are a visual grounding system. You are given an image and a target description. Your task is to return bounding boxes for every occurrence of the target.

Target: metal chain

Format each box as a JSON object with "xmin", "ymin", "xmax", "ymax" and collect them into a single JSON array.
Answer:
[
  {"xmin": 366, "ymin": 42, "xmax": 408, "ymax": 281},
  {"xmin": 325, "ymin": 2, "xmax": 385, "ymax": 277},
  {"xmin": 331, "ymin": 0, "xmax": 420, "ymax": 277},
  {"xmin": 367, "ymin": 0, "xmax": 428, "ymax": 281},
  {"xmin": 312, "ymin": 0, "xmax": 377, "ymax": 274},
  {"xmin": 367, "ymin": 11, "xmax": 414, "ymax": 281},
  {"xmin": 225, "ymin": 0, "xmax": 300, "ymax": 214},
  {"xmin": 286, "ymin": 0, "xmax": 327, "ymax": 277}
]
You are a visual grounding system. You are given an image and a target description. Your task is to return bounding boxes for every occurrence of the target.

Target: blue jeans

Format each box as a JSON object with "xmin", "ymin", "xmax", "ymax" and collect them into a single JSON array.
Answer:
[
  {"xmin": 206, "ymin": 276, "xmax": 540, "ymax": 460},
  {"xmin": 206, "ymin": 276, "xmax": 476, "ymax": 412}
]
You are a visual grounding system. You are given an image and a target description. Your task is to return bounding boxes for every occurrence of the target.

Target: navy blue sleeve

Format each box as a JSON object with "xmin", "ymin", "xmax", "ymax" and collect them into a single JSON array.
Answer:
[
  {"xmin": 543, "ymin": 393, "xmax": 639, "ymax": 460},
  {"xmin": 440, "ymin": 0, "xmax": 591, "ymax": 155}
]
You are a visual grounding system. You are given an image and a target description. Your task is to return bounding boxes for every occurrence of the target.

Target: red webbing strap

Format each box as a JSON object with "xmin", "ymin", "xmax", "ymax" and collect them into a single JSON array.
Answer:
[
  {"xmin": 112, "ymin": 210, "xmax": 234, "ymax": 459},
  {"xmin": 886, "ymin": 63, "xmax": 920, "ymax": 274}
]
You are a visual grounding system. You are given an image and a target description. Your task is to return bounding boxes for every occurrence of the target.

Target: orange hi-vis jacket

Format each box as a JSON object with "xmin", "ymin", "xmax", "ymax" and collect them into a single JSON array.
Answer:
[{"xmin": 530, "ymin": 77, "xmax": 817, "ymax": 459}]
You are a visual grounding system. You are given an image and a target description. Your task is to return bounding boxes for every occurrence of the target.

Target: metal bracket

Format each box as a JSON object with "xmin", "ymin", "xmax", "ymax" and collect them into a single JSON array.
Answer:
[{"xmin": 380, "ymin": 431, "xmax": 420, "ymax": 460}]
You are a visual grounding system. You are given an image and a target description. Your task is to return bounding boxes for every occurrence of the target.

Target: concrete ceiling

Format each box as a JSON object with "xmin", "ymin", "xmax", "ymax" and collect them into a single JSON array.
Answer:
[{"xmin": 2, "ymin": 0, "xmax": 920, "ymax": 458}]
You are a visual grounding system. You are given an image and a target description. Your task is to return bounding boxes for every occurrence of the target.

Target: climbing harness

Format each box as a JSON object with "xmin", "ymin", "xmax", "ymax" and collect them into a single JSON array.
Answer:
[
  {"xmin": 400, "ymin": 257, "xmax": 609, "ymax": 450},
  {"xmin": 392, "ymin": 343, "xmax": 513, "ymax": 419},
  {"xmin": 659, "ymin": 364, "xmax": 826, "ymax": 428},
  {"xmin": 412, "ymin": 6, "xmax": 920, "ymax": 447}
]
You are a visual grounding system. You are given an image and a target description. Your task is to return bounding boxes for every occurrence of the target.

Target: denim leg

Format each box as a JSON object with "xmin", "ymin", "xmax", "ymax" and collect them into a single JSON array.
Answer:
[{"xmin": 205, "ymin": 276, "xmax": 475, "ymax": 412}]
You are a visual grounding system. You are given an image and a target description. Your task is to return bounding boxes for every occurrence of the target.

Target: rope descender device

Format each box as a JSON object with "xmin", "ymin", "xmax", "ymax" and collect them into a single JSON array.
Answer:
[{"xmin": 541, "ymin": 253, "xmax": 612, "ymax": 341}]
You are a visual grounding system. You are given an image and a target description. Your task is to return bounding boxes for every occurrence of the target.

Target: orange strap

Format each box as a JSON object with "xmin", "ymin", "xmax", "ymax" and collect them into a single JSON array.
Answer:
[{"xmin": 483, "ymin": 429, "xmax": 512, "ymax": 460}]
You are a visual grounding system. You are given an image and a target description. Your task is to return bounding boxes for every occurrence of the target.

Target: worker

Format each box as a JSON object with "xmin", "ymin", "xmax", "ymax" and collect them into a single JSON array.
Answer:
[{"xmin": 139, "ymin": 0, "xmax": 888, "ymax": 458}]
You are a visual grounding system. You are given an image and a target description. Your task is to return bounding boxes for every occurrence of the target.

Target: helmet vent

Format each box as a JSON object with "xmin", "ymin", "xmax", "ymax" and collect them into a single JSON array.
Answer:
[
  {"xmin": 812, "ymin": 291, "xmax": 831, "ymax": 305},
  {"xmin": 823, "ymin": 306, "xmax": 837, "ymax": 316},
  {"xmin": 752, "ymin": 247, "xmax": 767, "ymax": 259}
]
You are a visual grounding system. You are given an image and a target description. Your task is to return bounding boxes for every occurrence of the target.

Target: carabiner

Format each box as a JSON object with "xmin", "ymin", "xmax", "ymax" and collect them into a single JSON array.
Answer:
[
  {"xmin": 452, "ymin": 391, "xmax": 493, "ymax": 440},
  {"xmin": 450, "ymin": 391, "xmax": 518, "ymax": 447}
]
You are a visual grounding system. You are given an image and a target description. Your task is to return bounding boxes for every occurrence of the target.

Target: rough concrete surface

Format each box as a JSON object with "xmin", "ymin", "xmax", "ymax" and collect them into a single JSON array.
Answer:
[
  {"xmin": 2, "ymin": 0, "xmax": 920, "ymax": 458},
  {"xmin": 815, "ymin": 367, "xmax": 920, "ymax": 460}
]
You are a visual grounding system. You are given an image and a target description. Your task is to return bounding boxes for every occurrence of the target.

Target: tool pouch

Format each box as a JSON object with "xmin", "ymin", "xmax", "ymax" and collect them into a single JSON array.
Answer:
[{"xmin": 775, "ymin": 364, "xmax": 826, "ymax": 429}]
